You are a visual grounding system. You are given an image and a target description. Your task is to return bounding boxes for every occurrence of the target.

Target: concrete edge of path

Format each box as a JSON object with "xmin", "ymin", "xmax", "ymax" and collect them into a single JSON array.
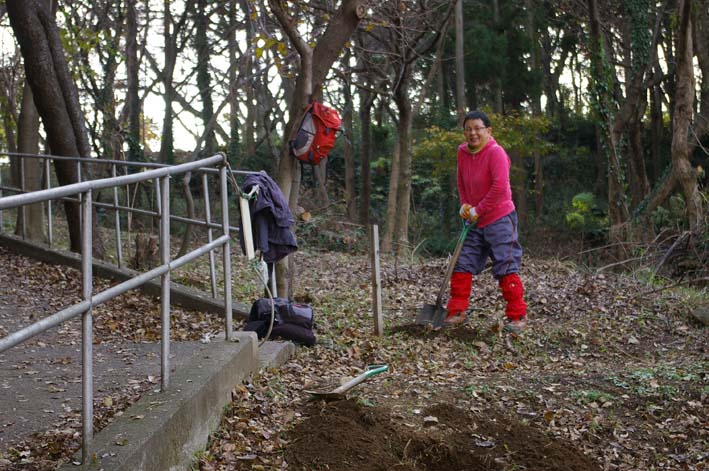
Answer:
[
  {"xmin": 0, "ymin": 233, "xmax": 250, "ymax": 319},
  {"xmin": 58, "ymin": 333, "xmax": 296, "ymax": 471}
]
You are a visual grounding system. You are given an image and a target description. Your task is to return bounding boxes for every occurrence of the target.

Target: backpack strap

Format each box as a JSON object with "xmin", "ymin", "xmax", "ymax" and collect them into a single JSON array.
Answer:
[{"xmin": 288, "ymin": 101, "xmax": 316, "ymax": 158}]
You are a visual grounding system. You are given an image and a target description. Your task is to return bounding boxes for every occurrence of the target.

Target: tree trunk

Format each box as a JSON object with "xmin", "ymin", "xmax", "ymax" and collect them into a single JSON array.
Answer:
[
  {"xmin": 342, "ymin": 72, "xmax": 356, "ymax": 222},
  {"xmin": 381, "ymin": 138, "xmax": 401, "ymax": 253},
  {"xmin": 649, "ymin": 63, "xmax": 663, "ymax": 183},
  {"xmin": 358, "ymin": 88, "xmax": 374, "ymax": 226},
  {"xmin": 641, "ymin": 0, "xmax": 702, "ymax": 231},
  {"xmin": 124, "ymin": 0, "xmax": 139, "ymax": 262},
  {"xmin": 99, "ymin": 64, "xmax": 119, "ymax": 162},
  {"xmin": 0, "ymin": 67, "xmax": 19, "ymax": 154},
  {"xmin": 671, "ymin": 0, "xmax": 702, "ymax": 230},
  {"xmin": 663, "ymin": 14, "xmax": 676, "ymax": 128},
  {"xmin": 6, "ymin": 0, "xmax": 92, "ymax": 253},
  {"xmin": 540, "ymin": 24, "xmax": 561, "ymax": 120},
  {"xmin": 572, "ymin": 53, "xmax": 582, "ymax": 114},
  {"xmin": 228, "ymin": 0, "xmax": 243, "ymax": 164},
  {"xmin": 15, "ymin": 83, "xmax": 44, "ymax": 241},
  {"xmin": 159, "ymin": 1, "xmax": 175, "ymax": 164},
  {"xmin": 510, "ymin": 151, "xmax": 527, "ymax": 230},
  {"xmin": 369, "ymin": 0, "xmax": 453, "ymax": 253},
  {"xmin": 622, "ymin": 0, "xmax": 651, "ymax": 210},
  {"xmin": 692, "ymin": 3, "xmax": 709, "ymax": 144},
  {"xmin": 393, "ymin": 78, "xmax": 413, "ymax": 256},
  {"xmin": 525, "ymin": 0, "xmax": 544, "ymax": 219},
  {"xmin": 195, "ymin": 0, "xmax": 217, "ymax": 157},
  {"xmin": 454, "ymin": 0, "xmax": 466, "ymax": 126},
  {"xmin": 270, "ymin": 0, "xmax": 364, "ymax": 210},
  {"xmin": 158, "ymin": 0, "xmax": 192, "ymax": 163},
  {"xmin": 242, "ymin": 0, "xmax": 256, "ymax": 158},
  {"xmin": 587, "ymin": 0, "xmax": 629, "ymax": 244},
  {"xmin": 313, "ymin": 160, "xmax": 329, "ymax": 207},
  {"xmin": 126, "ymin": 0, "xmax": 142, "ymax": 162},
  {"xmin": 94, "ymin": 1, "xmax": 121, "ymax": 163},
  {"xmin": 269, "ymin": 0, "xmax": 365, "ymax": 296},
  {"xmin": 492, "ymin": 0, "xmax": 503, "ymax": 113},
  {"xmin": 627, "ymin": 110, "xmax": 650, "ymax": 208}
]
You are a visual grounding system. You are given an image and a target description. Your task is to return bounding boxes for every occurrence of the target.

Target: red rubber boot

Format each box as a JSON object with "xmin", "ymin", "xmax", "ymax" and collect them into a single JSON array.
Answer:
[
  {"xmin": 445, "ymin": 272, "xmax": 472, "ymax": 325},
  {"xmin": 500, "ymin": 273, "xmax": 527, "ymax": 333}
]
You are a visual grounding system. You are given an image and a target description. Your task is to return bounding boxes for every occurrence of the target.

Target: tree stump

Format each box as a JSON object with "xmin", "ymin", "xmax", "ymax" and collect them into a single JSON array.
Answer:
[{"xmin": 132, "ymin": 232, "xmax": 159, "ymax": 270}]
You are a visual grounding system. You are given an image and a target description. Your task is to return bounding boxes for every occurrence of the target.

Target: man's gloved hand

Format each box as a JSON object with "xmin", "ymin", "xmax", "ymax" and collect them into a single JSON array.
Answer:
[{"xmin": 459, "ymin": 204, "xmax": 478, "ymax": 223}]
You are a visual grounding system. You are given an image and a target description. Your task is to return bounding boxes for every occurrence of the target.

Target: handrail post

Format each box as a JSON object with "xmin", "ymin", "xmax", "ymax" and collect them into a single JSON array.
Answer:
[
  {"xmin": 202, "ymin": 173, "xmax": 217, "ymax": 298},
  {"xmin": 0, "ymin": 166, "xmax": 4, "ymax": 232},
  {"xmin": 0, "ymin": 154, "xmax": 238, "ymax": 461},
  {"xmin": 45, "ymin": 159, "xmax": 53, "ymax": 247},
  {"xmin": 124, "ymin": 166, "xmax": 132, "ymax": 261},
  {"xmin": 77, "ymin": 161, "xmax": 83, "ymax": 228},
  {"xmin": 160, "ymin": 176, "xmax": 171, "ymax": 390},
  {"xmin": 112, "ymin": 164, "xmax": 123, "ymax": 267},
  {"xmin": 20, "ymin": 157, "xmax": 26, "ymax": 239},
  {"xmin": 80, "ymin": 188, "xmax": 94, "ymax": 463},
  {"xmin": 220, "ymin": 166, "xmax": 232, "ymax": 340}
]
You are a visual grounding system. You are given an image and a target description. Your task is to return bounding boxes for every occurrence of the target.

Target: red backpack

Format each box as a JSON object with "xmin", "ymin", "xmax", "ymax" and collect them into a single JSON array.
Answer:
[{"xmin": 290, "ymin": 100, "xmax": 341, "ymax": 165}]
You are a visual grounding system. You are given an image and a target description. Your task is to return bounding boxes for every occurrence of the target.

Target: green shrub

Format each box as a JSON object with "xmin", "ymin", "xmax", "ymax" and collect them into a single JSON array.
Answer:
[
  {"xmin": 564, "ymin": 192, "xmax": 607, "ymax": 241},
  {"xmin": 650, "ymin": 194, "xmax": 686, "ymax": 230}
]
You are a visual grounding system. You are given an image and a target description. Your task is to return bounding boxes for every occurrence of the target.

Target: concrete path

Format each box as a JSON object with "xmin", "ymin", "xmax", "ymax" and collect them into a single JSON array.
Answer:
[
  {"xmin": 0, "ymin": 332, "xmax": 205, "ymax": 451},
  {"xmin": 0, "ymin": 260, "xmax": 207, "ymax": 453},
  {"xmin": 0, "ymin": 246, "xmax": 296, "ymax": 470}
]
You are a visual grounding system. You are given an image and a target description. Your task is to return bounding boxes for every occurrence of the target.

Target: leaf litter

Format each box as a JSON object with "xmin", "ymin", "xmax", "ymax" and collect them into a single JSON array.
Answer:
[
  {"xmin": 198, "ymin": 250, "xmax": 707, "ymax": 471},
  {"xmin": 0, "ymin": 245, "xmax": 706, "ymax": 470},
  {"xmin": 0, "ymin": 246, "xmax": 223, "ymax": 470}
]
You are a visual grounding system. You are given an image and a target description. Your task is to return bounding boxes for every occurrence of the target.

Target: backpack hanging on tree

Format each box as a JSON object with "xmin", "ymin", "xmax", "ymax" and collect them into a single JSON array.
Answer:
[{"xmin": 289, "ymin": 100, "xmax": 341, "ymax": 165}]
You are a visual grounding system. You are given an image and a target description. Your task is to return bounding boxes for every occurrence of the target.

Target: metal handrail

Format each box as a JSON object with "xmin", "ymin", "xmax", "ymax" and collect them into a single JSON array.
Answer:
[
  {"xmin": 0, "ymin": 152, "xmax": 252, "ymax": 280},
  {"xmin": 0, "ymin": 152, "xmax": 234, "ymax": 463},
  {"xmin": 0, "ymin": 154, "xmax": 223, "ymax": 209},
  {"xmin": 0, "ymin": 184, "xmax": 241, "ymax": 232},
  {"xmin": 0, "ymin": 151, "xmax": 261, "ymax": 175}
]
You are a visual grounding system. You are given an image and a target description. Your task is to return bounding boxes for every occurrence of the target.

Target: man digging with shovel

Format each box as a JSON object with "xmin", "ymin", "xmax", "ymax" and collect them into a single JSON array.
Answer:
[{"xmin": 444, "ymin": 110, "xmax": 528, "ymax": 334}]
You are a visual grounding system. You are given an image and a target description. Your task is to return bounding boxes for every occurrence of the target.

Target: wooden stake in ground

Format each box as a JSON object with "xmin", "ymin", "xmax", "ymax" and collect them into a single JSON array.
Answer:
[{"xmin": 370, "ymin": 224, "xmax": 383, "ymax": 336}]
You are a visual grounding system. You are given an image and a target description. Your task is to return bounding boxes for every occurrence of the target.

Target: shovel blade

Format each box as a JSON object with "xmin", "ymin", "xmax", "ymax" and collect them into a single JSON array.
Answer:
[
  {"xmin": 416, "ymin": 303, "xmax": 447, "ymax": 328},
  {"xmin": 306, "ymin": 390, "xmax": 345, "ymax": 401}
]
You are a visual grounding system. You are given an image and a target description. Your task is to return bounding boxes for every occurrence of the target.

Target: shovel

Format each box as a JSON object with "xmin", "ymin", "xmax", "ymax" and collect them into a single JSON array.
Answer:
[
  {"xmin": 416, "ymin": 222, "xmax": 474, "ymax": 328},
  {"xmin": 306, "ymin": 364, "xmax": 388, "ymax": 400}
]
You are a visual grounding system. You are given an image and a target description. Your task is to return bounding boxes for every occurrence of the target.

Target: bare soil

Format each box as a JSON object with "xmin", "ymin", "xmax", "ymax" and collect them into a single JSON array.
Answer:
[{"xmin": 285, "ymin": 399, "xmax": 601, "ymax": 471}]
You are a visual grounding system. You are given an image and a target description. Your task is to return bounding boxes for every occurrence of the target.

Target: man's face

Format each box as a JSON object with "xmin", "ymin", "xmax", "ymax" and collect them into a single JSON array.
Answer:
[{"xmin": 463, "ymin": 118, "xmax": 491, "ymax": 152}]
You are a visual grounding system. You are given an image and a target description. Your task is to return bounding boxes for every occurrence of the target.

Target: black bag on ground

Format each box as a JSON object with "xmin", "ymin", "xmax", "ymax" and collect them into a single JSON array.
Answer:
[
  {"xmin": 270, "ymin": 323, "xmax": 316, "ymax": 347},
  {"xmin": 244, "ymin": 297, "xmax": 315, "ymax": 346}
]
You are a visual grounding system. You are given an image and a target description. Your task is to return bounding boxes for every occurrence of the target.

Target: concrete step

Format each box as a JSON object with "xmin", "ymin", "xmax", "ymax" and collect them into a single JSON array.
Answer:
[{"xmin": 59, "ymin": 332, "xmax": 296, "ymax": 471}]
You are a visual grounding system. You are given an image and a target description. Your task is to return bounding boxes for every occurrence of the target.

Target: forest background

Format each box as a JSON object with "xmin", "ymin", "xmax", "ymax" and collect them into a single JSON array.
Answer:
[{"xmin": 0, "ymin": 0, "xmax": 706, "ymax": 294}]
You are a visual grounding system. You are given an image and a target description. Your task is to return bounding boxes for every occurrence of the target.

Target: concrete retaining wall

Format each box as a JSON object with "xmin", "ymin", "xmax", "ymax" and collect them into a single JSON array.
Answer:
[{"xmin": 60, "ymin": 331, "xmax": 259, "ymax": 471}]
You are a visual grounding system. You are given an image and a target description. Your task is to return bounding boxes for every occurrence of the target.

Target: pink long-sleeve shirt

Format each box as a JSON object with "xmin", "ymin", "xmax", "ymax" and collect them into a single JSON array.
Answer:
[{"xmin": 457, "ymin": 137, "xmax": 515, "ymax": 228}]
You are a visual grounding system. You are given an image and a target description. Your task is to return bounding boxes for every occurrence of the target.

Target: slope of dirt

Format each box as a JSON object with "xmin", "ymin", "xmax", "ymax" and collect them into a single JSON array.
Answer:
[{"xmin": 285, "ymin": 399, "xmax": 601, "ymax": 471}]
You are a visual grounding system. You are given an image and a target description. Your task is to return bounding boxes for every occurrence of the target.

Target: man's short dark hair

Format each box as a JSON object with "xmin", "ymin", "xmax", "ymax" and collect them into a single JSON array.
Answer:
[{"xmin": 463, "ymin": 110, "xmax": 491, "ymax": 128}]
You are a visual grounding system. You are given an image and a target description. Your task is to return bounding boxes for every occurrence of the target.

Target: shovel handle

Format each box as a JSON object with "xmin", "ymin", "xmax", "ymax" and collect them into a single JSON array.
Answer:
[
  {"xmin": 330, "ymin": 364, "xmax": 388, "ymax": 395},
  {"xmin": 435, "ymin": 222, "xmax": 474, "ymax": 305},
  {"xmin": 365, "ymin": 364, "xmax": 389, "ymax": 375}
]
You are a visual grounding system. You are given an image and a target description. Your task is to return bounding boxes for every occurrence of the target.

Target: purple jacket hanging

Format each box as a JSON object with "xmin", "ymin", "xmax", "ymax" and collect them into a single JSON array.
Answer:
[{"xmin": 241, "ymin": 171, "xmax": 298, "ymax": 263}]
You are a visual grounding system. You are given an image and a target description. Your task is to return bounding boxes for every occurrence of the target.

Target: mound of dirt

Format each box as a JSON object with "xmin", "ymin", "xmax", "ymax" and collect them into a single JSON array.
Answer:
[{"xmin": 284, "ymin": 399, "xmax": 602, "ymax": 471}]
